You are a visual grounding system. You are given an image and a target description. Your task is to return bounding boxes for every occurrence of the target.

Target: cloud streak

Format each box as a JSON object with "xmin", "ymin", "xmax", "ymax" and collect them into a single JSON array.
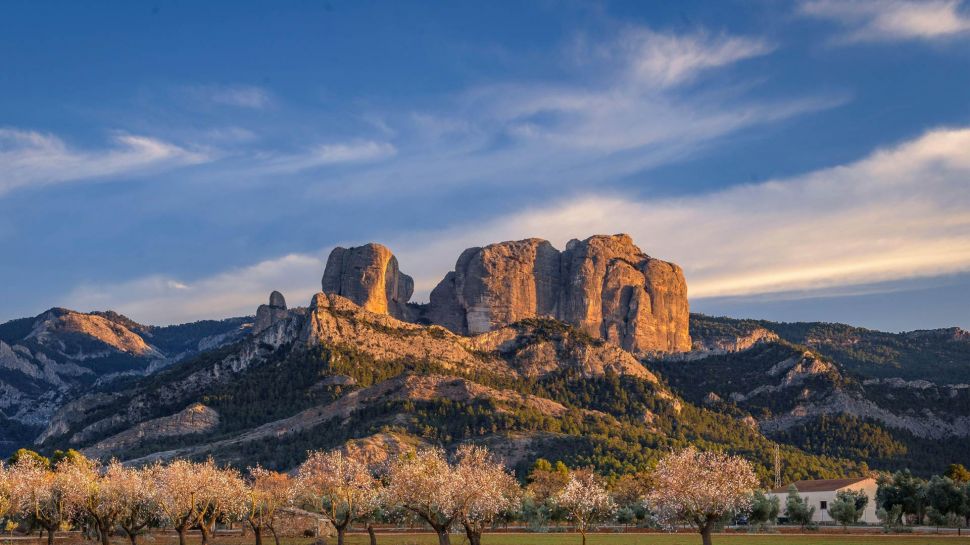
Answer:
[
  {"xmin": 186, "ymin": 84, "xmax": 275, "ymax": 109},
  {"xmin": 390, "ymin": 126, "xmax": 970, "ymax": 300},
  {"xmin": 60, "ymin": 127, "xmax": 970, "ymax": 325},
  {"xmin": 799, "ymin": 0, "xmax": 970, "ymax": 42},
  {"xmin": 0, "ymin": 128, "xmax": 210, "ymax": 196}
]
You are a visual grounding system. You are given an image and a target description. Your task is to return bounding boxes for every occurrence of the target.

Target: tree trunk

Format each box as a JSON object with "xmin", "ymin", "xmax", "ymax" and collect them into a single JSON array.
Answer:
[
  {"xmin": 252, "ymin": 525, "xmax": 263, "ymax": 545},
  {"xmin": 176, "ymin": 527, "xmax": 188, "ymax": 545},
  {"xmin": 434, "ymin": 526, "xmax": 451, "ymax": 545},
  {"xmin": 700, "ymin": 519, "xmax": 715, "ymax": 545},
  {"xmin": 336, "ymin": 527, "xmax": 345, "ymax": 545},
  {"xmin": 463, "ymin": 523, "xmax": 481, "ymax": 545},
  {"xmin": 200, "ymin": 519, "xmax": 217, "ymax": 545},
  {"xmin": 268, "ymin": 526, "xmax": 280, "ymax": 545},
  {"xmin": 100, "ymin": 523, "xmax": 112, "ymax": 545},
  {"xmin": 366, "ymin": 523, "xmax": 378, "ymax": 545},
  {"xmin": 47, "ymin": 529, "xmax": 56, "ymax": 545},
  {"xmin": 581, "ymin": 528, "xmax": 587, "ymax": 545},
  {"xmin": 127, "ymin": 532, "xmax": 138, "ymax": 545}
]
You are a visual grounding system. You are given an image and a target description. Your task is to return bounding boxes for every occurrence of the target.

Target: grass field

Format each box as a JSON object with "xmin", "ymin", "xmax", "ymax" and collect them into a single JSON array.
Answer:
[
  {"xmin": 14, "ymin": 532, "xmax": 970, "ymax": 545},
  {"xmin": 327, "ymin": 534, "xmax": 970, "ymax": 545},
  {"xmin": 71, "ymin": 533, "xmax": 967, "ymax": 545}
]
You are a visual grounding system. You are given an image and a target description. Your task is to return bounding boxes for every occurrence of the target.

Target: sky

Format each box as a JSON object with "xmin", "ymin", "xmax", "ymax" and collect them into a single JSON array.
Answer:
[{"xmin": 1, "ymin": 0, "xmax": 969, "ymax": 331}]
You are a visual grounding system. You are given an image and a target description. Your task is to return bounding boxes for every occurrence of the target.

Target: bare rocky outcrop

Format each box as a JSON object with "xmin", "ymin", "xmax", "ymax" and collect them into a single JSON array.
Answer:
[
  {"xmin": 253, "ymin": 290, "xmax": 289, "ymax": 334},
  {"xmin": 303, "ymin": 292, "xmax": 659, "ymax": 382},
  {"xmin": 690, "ymin": 327, "xmax": 779, "ymax": 356},
  {"xmin": 321, "ymin": 243, "xmax": 414, "ymax": 320},
  {"xmin": 428, "ymin": 234, "xmax": 690, "ymax": 354},
  {"xmin": 119, "ymin": 373, "xmax": 592, "ymax": 465},
  {"xmin": 82, "ymin": 403, "xmax": 219, "ymax": 459},
  {"xmin": 28, "ymin": 308, "xmax": 161, "ymax": 358}
]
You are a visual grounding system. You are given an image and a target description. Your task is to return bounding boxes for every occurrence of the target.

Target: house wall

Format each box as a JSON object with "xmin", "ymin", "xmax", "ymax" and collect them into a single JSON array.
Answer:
[{"xmin": 768, "ymin": 478, "xmax": 879, "ymax": 525}]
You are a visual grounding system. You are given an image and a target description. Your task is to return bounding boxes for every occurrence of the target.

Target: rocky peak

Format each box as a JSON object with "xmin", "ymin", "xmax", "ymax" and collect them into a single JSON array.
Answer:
[
  {"xmin": 269, "ymin": 290, "xmax": 286, "ymax": 309},
  {"xmin": 28, "ymin": 308, "xmax": 160, "ymax": 358},
  {"xmin": 253, "ymin": 290, "xmax": 289, "ymax": 334},
  {"xmin": 321, "ymin": 243, "xmax": 414, "ymax": 320},
  {"xmin": 427, "ymin": 234, "xmax": 690, "ymax": 354}
]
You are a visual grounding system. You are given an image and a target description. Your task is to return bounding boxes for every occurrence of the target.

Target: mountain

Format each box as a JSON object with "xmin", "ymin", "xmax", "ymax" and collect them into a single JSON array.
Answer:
[
  {"xmin": 323, "ymin": 235, "xmax": 691, "ymax": 355},
  {"xmin": 32, "ymin": 289, "xmax": 859, "ymax": 482},
  {"xmin": 5, "ymin": 233, "xmax": 968, "ymax": 481},
  {"xmin": 0, "ymin": 307, "xmax": 250, "ymax": 454},
  {"xmin": 658, "ymin": 314, "xmax": 970, "ymax": 474}
]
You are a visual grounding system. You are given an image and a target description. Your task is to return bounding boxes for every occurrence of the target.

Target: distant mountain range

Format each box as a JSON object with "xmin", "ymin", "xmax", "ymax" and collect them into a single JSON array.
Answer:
[{"xmin": 2, "ymin": 234, "xmax": 967, "ymax": 481}]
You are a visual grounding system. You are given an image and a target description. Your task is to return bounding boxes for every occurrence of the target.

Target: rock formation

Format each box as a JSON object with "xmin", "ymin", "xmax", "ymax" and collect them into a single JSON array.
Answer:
[
  {"xmin": 321, "ymin": 243, "xmax": 414, "ymax": 320},
  {"xmin": 253, "ymin": 290, "xmax": 288, "ymax": 334},
  {"xmin": 428, "ymin": 234, "xmax": 690, "ymax": 354}
]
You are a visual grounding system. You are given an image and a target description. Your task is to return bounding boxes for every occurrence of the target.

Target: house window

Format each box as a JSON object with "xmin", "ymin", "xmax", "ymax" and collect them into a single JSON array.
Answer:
[{"xmin": 820, "ymin": 501, "xmax": 827, "ymax": 510}]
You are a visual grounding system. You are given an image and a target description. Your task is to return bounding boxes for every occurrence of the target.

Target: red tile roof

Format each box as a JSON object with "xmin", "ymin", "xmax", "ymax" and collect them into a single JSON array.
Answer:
[{"xmin": 770, "ymin": 477, "xmax": 871, "ymax": 494}]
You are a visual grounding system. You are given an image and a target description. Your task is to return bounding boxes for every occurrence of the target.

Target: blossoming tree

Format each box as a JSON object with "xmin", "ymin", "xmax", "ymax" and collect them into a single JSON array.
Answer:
[
  {"xmin": 553, "ymin": 469, "xmax": 616, "ymax": 545},
  {"xmin": 296, "ymin": 451, "xmax": 381, "ymax": 545},
  {"xmin": 245, "ymin": 467, "xmax": 294, "ymax": 545},
  {"xmin": 454, "ymin": 446, "xmax": 521, "ymax": 545},
  {"xmin": 385, "ymin": 448, "xmax": 462, "ymax": 545},
  {"xmin": 646, "ymin": 447, "xmax": 758, "ymax": 545},
  {"xmin": 109, "ymin": 463, "xmax": 160, "ymax": 545},
  {"xmin": 8, "ymin": 456, "xmax": 81, "ymax": 545}
]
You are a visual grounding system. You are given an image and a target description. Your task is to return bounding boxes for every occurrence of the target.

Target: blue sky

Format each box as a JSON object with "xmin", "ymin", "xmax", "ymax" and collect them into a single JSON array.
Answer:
[{"xmin": 1, "ymin": 0, "xmax": 969, "ymax": 331}]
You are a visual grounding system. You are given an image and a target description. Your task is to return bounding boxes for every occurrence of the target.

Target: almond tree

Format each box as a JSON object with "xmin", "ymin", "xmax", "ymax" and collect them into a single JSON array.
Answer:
[
  {"xmin": 553, "ymin": 469, "xmax": 616, "ymax": 545},
  {"xmin": 297, "ymin": 451, "xmax": 381, "ymax": 545},
  {"xmin": 454, "ymin": 446, "xmax": 520, "ymax": 545},
  {"xmin": 646, "ymin": 447, "xmax": 758, "ymax": 545},
  {"xmin": 8, "ymin": 456, "xmax": 81, "ymax": 545},
  {"xmin": 60, "ymin": 458, "xmax": 127, "ymax": 545},
  {"xmin": 244, "ymin": 467, "xmax": 294, "ymax": 545},
  {"xmin": 154, "ymin": 459, "xmax": 206, "ymax": 545},
  {"xmin": 196, "ymin": 461, "xmax": 247, "ymax": 545},
  {"xmin": 0, "ymin": 463, "xmax": 11, "ymax": 524},
  {"xmin": 110, "ymin": 463, "xmax": 160, "ymax": 545},
  {"xmin": 385, "ymin": 448, "xmax": 462, "ymax": 545}
]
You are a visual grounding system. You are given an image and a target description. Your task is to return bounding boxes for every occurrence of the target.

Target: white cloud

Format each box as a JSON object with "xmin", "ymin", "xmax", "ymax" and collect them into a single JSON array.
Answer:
[
  {"xmin": 618, "ymin": 28, "xmax": 774, "ymax": 88},
  {"xmin": 257, "ymin": 140, "xmax": 397, "ymax": 174},
  {"xmin": 0, "ymin": 128, "xmax": 210, "ymax": 196},
  {"xmin": 300, "ymin": 26, "xmax": 836, "ymax": 200},
  {"xmin": 799, "ymin": 0, "xmax": 970, "ymax": 42},
  {"xmin": 188, "ymin": 84, "xmax": 275, "ymax": 109},
  {"xmin": 66, "ymin": 127, "xmax": 970, "ymax": 323},
  {"xmin": 387, "ymin": 126, "xmax": 970, "ymax": 301},
  {"xmin": 64, "ymin": 253, "xmax": 327, "ymax": 325}
]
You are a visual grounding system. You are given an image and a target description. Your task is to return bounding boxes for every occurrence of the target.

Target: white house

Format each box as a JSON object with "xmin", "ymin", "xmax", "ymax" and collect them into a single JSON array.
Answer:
[{"xmin": 768, "ymin": 477, "xmax": 879, "ymax": 524}]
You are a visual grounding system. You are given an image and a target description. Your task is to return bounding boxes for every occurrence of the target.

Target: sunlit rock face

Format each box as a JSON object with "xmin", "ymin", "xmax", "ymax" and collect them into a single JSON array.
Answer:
[
  {"xmin": 321, "ymin": 243, "xmax": 414, "ymax": 320},
  {"xmin": 428, "ymin": 234, "xmax": 691, "ymax": 354},
  {"xmin": 253, "ymin": 290, "xmax": 288, "ymax": 334}
]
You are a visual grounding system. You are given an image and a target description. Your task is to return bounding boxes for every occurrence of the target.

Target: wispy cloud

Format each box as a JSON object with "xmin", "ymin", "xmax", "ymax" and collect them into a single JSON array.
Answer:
[
  {"xmin": 299, "ymin": 26, "xmax": 835, "ymax": 199},
  {"xmin": 615, "ymin": 28, "xmax": 774, "ymax": 88},
  {"xmin": 799, "ymin": 0, "xmax": 970, "ymax": 42},
  {"xmin": 64, "ymin": 253, "xmax": 327, "ymax": 325},
  {"xmin": 65, "ymin": 127, "xmax": 970, "ymax": 324},
  {"xmin": 0, "ymin": 128, "xmax": 210, "ymax": 196},
  {"xmin": 389, "ymin": 126, "xmax": 970, "ymax": 300},
  {"xmin": 257, "ymin": 140, "xmax": 397, "ymax": 174},
  {"xmin": 185, "ymin": 84, "xmax": 275, "ymax": 109}
]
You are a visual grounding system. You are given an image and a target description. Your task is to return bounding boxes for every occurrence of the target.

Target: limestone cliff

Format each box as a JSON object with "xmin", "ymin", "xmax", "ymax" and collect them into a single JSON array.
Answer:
[
  {"xmin": 428, "ymin": 234, "xmax": 690, "ymax": 354},
  {"xmin": 253, "ymin": 290, "xmax": 288, "ymax": 334},
  {"xmin": 321, "ymin": 243, "xmax": 414, "ymax": 320}
]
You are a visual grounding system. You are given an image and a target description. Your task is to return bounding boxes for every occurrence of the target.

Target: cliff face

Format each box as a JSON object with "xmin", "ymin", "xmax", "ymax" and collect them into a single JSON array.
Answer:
[
  {"xmin": 253, "ymin": 291, "xmax": 288, "ymax": 334},
  {"xmin": 427, "ymin": 234, "xmax": 690, "ymax": 354},
  {"xmin": 321, "ymin": 243, "xmax": 414, "ymax": 320}
]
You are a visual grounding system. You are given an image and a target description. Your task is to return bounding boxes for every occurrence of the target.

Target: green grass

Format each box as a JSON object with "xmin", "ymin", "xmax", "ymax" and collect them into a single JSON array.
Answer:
[
  {"xmin": 120, "ymin": 532, "xmax": 970, "ymax": 545},
  {"xmin": 336, "ymin": 534, "xmax": 970, "ymax": 545}
]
